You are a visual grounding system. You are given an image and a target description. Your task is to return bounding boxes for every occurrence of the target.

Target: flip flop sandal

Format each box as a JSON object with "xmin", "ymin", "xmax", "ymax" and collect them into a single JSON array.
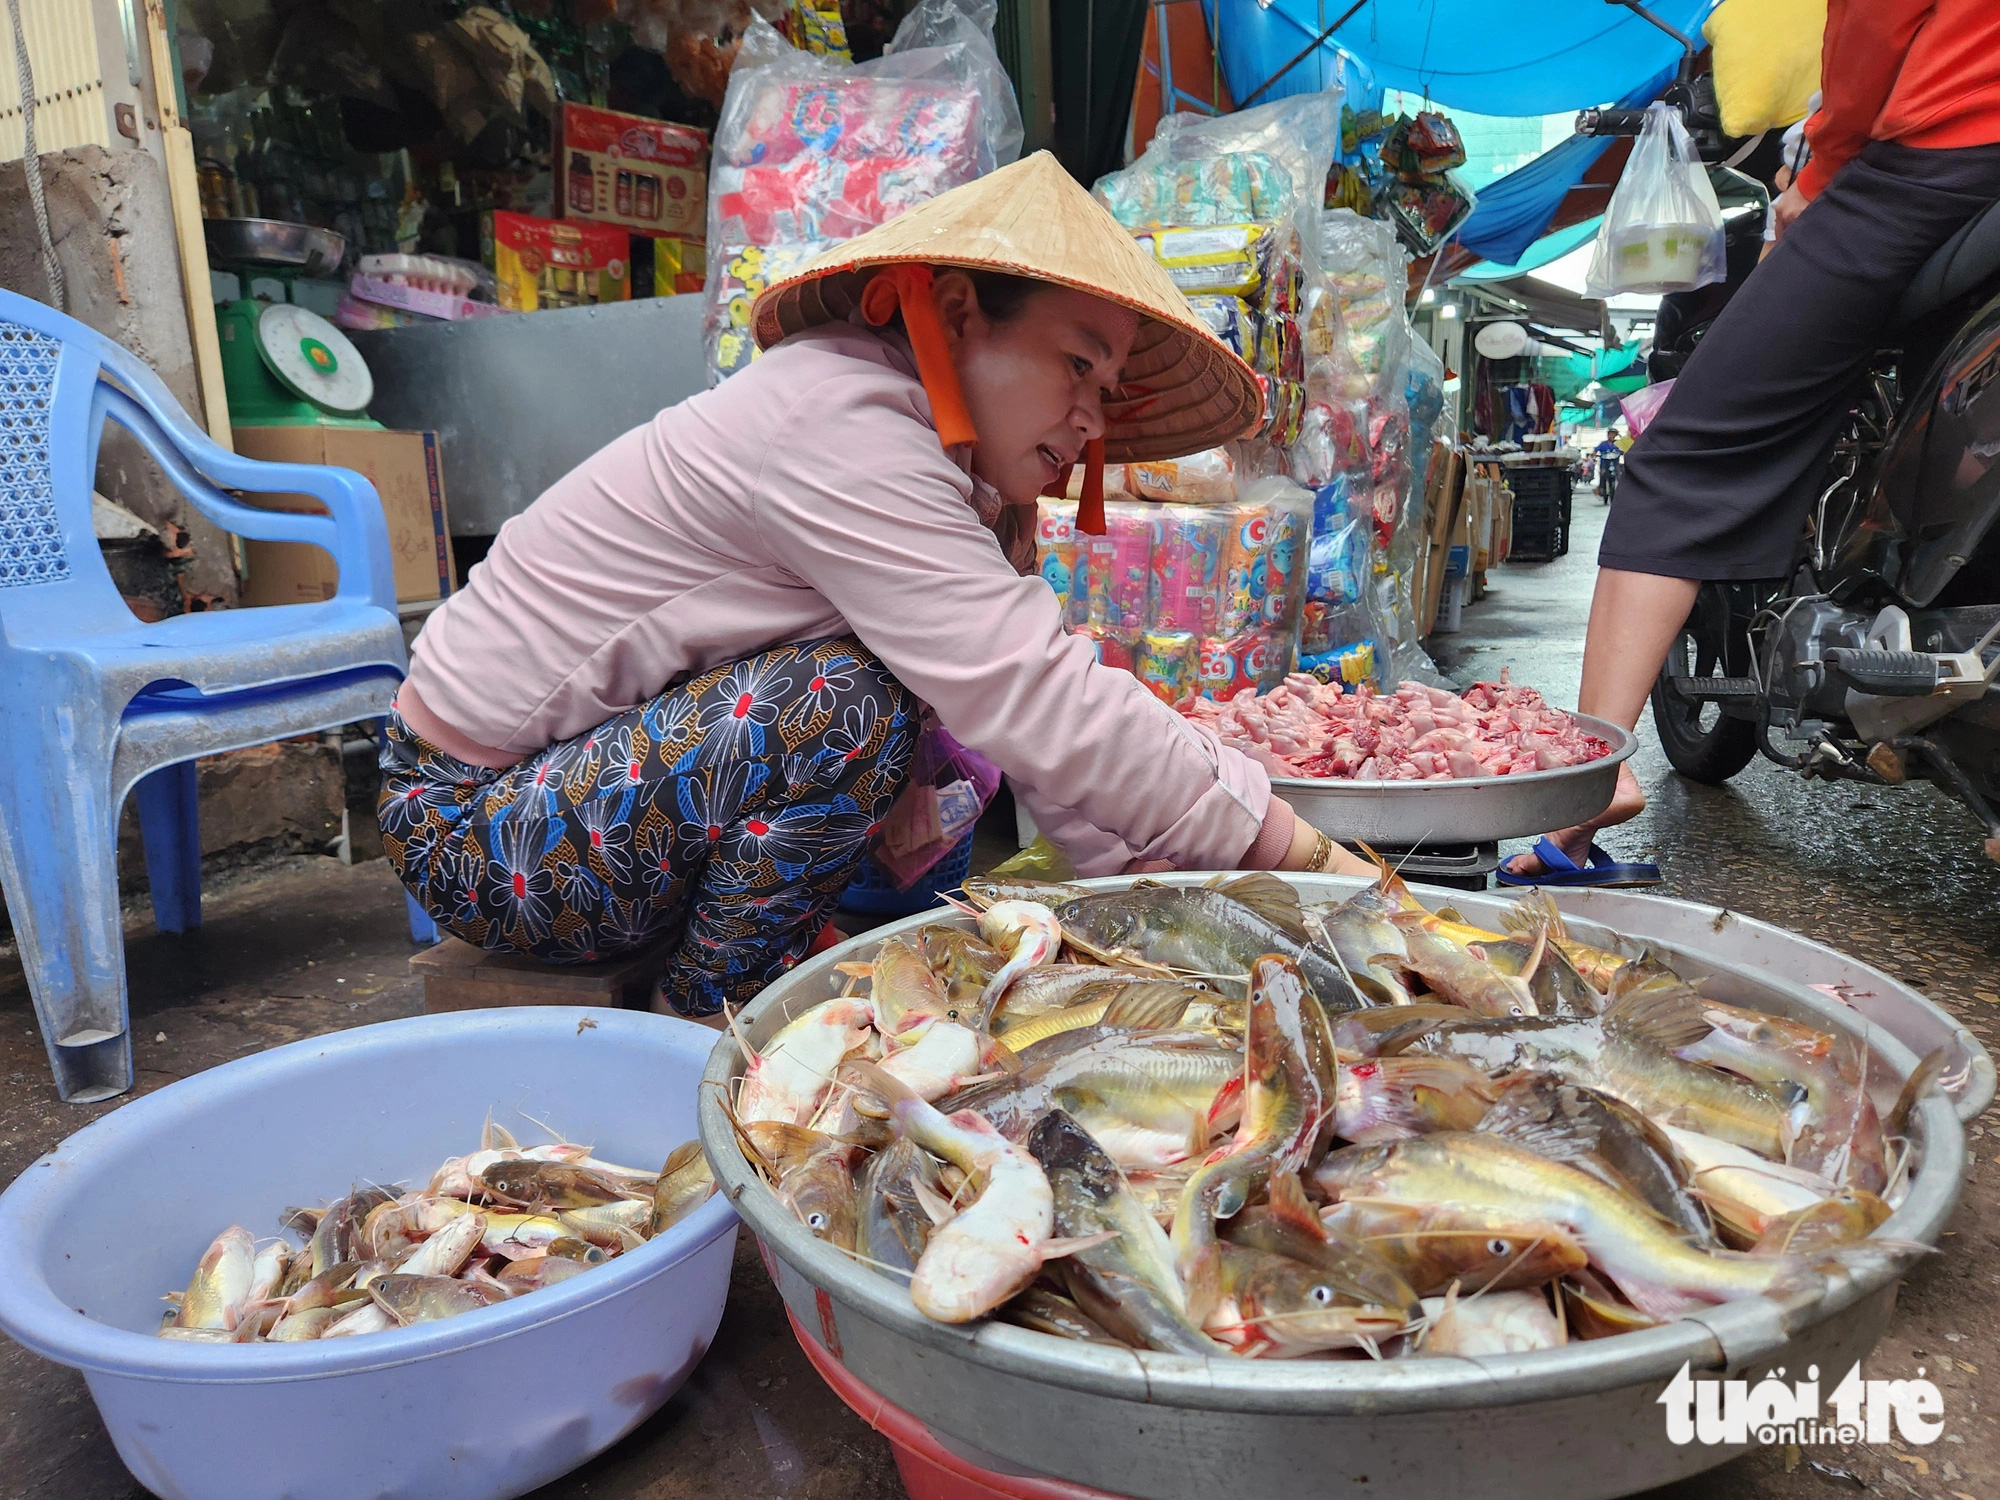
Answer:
[{"xmin": 1495, "ymin": 836, "xmax": 1662, "ymax": 888}]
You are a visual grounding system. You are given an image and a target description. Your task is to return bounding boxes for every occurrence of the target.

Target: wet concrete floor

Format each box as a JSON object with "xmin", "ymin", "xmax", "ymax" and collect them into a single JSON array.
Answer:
[{"xmin": 0, "ymin": 495, "xmax": 1994, "ymax": 1500}]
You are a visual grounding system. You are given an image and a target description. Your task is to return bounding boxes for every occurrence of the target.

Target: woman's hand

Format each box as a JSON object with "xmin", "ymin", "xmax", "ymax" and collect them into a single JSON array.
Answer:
[{"xmin": 1276, "ymin": 814, "xmax": 1375, "ymax": 876}]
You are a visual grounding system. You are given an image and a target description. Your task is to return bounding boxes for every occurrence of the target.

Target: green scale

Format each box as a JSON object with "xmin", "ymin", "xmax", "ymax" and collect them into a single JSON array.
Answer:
[{"xmin": 217, "ymin": 299, "xmax": 380, "ymax": 428}]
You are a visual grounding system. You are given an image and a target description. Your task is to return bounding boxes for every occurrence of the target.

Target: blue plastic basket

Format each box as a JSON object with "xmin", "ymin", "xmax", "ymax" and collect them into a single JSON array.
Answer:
[{"xmin": 839, "ymin": 829, "xmax": 977, "ymax": 918}]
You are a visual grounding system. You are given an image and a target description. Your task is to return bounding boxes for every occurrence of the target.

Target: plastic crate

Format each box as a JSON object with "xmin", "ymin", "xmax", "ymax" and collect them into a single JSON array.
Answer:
[
  {"xmin": 1509, "ymin": 494, "xmax": 1568, "ymax": 562},
  {"xmin": 839, "ymin": 828, "xmax": 977, "ymax": 918}
]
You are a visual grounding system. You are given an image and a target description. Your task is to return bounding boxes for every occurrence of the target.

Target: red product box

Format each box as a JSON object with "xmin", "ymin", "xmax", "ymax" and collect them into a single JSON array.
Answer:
[{"xmin": 558, "ymin": 102, "xmax": 708, "ymax": 240}]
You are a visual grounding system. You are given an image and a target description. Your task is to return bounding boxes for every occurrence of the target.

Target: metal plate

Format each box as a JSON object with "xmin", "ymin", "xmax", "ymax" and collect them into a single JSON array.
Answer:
[
  {"xmin": 203, "ymin": 218, "xmax": 346, "ymax": 275},
  {"xmin": 700, "ymin": 875, "xmax": 1970, "ymax": 1500},
  {"xmin": 350, "ymin": 294, "xmax": 710, "ymax": 535},
  {"xmin": 1273, "ymin": 713, "xmax": 1638, "ymax": 845}
]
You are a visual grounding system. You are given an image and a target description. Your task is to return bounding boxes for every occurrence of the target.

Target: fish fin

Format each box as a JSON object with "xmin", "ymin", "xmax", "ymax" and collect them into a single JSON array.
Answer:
[
  {"xmin": 1181, "ymin": 1245, "xmax": 1224, "ymax": 1326},
  {"xmin": 1517, "ymin": 922, "xmax": 1549, "ymax": 988},
  {"xmin": 481, "ymin": 1111, "xmax": 518, "ymax": 1154},
  {"xmin": 833, "ymin": 961, "xmax": 874, "ymax": 979},
  {"xmin": 982, "ymin": 1035, "xmax": 1024, "ymax": 1075},
  {"xmin": 1214, "ymin": 873, "xmax": 1311, "ymax": 944},
  {"xmin": 1213, "ymin": 1177, "xmax": 1251, "ymax": 1220},
  {"xmin": 1434, "ymin": 906, "xmax": 1467, "ymax": 925},
  {"xmin": 1099, "ymin": 982, "xmax": 1196, "ymax": 1032},
  {"xmin": 840, "ymin": 1058, "xmax": 918, "ymax": 1122},
  {"xmin": 910, "ymin": 1176, "xmax": 959, "ymax": 1228},
  {"xmin": 1265, "ymin": 1172, "xmax": 1327, "ymax": 1241},
  {"xmin": 660, "ymin": 1141, "xmax": 704, "ymax": 1178},
  {"xmin": 1604, "ymin": 982, "xmax": 1715, "ymax": 1053},
  {"xmin": 1884, "ymin": 1046, "xmax": 1949, "ymax": 1138},
  {"xmin": 1599, "ymin": 1271, "xmax": 1706, "ymax": 1322},
  {"xmin": 1039, "ymin": 1231, "xmax": 1120, "ymax": 1260},
  {"xmin": 723, "ymin": 1001, "xmax": 761, "ymax": 1066}
]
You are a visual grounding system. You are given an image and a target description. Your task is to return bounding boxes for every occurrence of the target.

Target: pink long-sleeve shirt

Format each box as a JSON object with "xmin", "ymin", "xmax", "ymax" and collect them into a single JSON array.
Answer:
[{"xmin": 397, "ymin": 321, "xmax": 1291, "ymax": 875}]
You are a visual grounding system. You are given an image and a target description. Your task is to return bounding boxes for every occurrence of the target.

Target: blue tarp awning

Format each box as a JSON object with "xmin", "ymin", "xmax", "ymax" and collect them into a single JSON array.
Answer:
[
  {"xmin": 1454, "ymin": 216, "xmax": 1602, "ymax": 281},
  {"xmin": 1208, "ymin": 0, "xmax": 1719, "ymax": 116}
]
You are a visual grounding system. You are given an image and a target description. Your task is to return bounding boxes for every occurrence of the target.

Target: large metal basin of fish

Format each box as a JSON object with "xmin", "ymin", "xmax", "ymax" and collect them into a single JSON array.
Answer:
[
  {"xmin": 699, "ymin": 876, "xmax": 1980, "ymax": 1500},
  {"xmin": 0, "ymin": 1008, "xmax": 738, "ymax": 1500},
  {"xmin": 1274, "ymin": 713, "xmax": 1639, "ymax": 846}
]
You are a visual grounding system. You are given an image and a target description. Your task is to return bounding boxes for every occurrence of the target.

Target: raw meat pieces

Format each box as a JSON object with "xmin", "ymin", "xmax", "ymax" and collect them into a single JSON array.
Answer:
[{"xmin": 1183, "ymin": 669, "xmax": 1611, "ymax": 781}]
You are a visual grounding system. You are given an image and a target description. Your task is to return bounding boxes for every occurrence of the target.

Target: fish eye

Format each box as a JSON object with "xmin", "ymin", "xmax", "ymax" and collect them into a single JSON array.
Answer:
[
  {"xmin": 1487, "ymin": 1238, "xmax": 1511, "ymax": 1256},
  {"xmin": 806, "ymin": 1212, "xmax": 828, "ymax": 1231},
  {"xmin": 1309, "ymin": 1284, "xmax": 1334, "ymax": 1305},
  {"xmin": 1508, "ymin": 1005, "xmax": 1525, "ymax": 1017}
]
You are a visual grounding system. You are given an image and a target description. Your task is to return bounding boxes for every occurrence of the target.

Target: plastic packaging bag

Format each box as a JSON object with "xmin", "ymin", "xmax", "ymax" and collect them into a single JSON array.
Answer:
[
  {"xmin": 873, "ymin": 723, "xmax": 1001, "ymax": 888},
  {"xmin": 1585, "ymin": 103, "xmax": 1725, "ymax": 297},
  {"xmin": 702, "ymin": 0, "xmax": 1023, "ymax": 381},
  {"xmin": 1621, "ymin": 378, "xmax": 1675, "ymax": 437}
]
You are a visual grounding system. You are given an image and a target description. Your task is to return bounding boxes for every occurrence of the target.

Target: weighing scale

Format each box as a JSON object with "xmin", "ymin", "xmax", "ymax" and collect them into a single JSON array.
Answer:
[{"xmin": 216, "ymin": 300, "xmax": 379, "ymax": 428}]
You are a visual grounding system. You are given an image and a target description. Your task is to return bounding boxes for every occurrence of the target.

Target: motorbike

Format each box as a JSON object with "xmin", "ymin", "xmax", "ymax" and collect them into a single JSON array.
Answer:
[{"xmin": 1578, "ymin": 9, "xmax": 2000, "ymax": 861}]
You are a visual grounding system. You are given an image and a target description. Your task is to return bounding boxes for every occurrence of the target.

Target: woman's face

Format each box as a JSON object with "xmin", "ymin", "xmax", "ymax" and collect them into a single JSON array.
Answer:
[{"xmin": 937, "ymin": 274, "xmax": 1141, "ymax": 506}]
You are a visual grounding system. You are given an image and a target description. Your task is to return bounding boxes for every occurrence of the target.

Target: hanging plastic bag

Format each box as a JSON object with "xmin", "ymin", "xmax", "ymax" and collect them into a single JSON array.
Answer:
[
  {"xmin": 702, "ymin": 0, "xmax": 1023, "ymax": 381},
  {"xmin": 1620, "ymin": 378, "xmax": 1675, "ymax": 437},
  {"xmin": 1585, "ymin": 103, "xmax": 1725, "ymax": 297}
]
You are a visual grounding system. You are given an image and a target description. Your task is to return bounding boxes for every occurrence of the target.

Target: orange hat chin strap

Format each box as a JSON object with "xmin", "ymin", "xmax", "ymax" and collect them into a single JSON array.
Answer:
[
  {"xmin": 1074, "ymin": 438, "xmax": 1107, "ymax": 535},
  {"xmin": 860, "ymin": 264, "xmax": 978, "ymax": 450}
]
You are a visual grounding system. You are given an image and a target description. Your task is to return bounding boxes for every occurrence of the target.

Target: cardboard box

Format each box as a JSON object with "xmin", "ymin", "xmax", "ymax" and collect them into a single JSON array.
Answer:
[
  {"xmin": 483, "ymin": 211, "xmax": 631, "ymax": 312},
  {"xmin": 557, "ymin": 102, "xmax": 708, "ymax": 240},
  {"xmin": 232, "ymin": 427, "xmax": 455, "ymax": 608}
]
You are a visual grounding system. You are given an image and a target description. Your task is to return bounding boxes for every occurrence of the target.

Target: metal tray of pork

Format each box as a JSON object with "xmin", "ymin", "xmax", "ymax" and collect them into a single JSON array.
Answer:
[
  {"xmin": 1199, "ymin": 676, "xmax": 1637, "ymax": 846},
  {"xmin": 699, "ymin": 872, "xmax": 1977, "ymax": 1500}
]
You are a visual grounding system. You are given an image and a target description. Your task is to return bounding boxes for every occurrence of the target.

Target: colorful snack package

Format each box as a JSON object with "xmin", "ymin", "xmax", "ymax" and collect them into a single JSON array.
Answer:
[
  {"xmin": 1217, "ymin": 502, "xmax": 1276, "ymax": 635},
  {"xmin": 1197, "ymin": 629, "xmax": 1277, "ymax": 700},
  {"xmin": 1306, "ymin": 479, "xmax": 1367, "ymax": 606},
  {"xmin": 1075, "ymin": 623, "xmax": 1139, "ymax": 672},
  {"xmin": 1080, "ymin": 503, "xmax": 1155, "ymax": 630},
  {"xmin": 1136, "ymin": 629, "xmax": 1199, "ymax": 707},
  {"xmin": 1150, "ymin": 224, "xmax": 1270, "ymax": 298},
  {"xmin": 1149, "ymin": 504, "xmax": 1226, "ymax": 632},
  {"xmin": 789, "ymin": 0, "xmax": 851, "ymax": 59},
  {"xmin": 1130, "ymin": 447, "xmax": 1235, "ymax": 504},
  {"xmin": 1301, "ymin": 640, "xmax": 1379, "ymax": 689},
  {"xmin": 1263, "ymin": 504, "xmax": 1302, "ymax": 628},
  {"xmin": 1183, "ymin": 295, "xmax": 1258, "ymax": 362},
  {"xmin": 1035, "ymin": 497, "xmax": 1080, "ymax": 618}
]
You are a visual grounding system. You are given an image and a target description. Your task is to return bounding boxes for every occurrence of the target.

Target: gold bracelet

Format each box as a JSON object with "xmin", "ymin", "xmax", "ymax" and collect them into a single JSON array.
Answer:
[{"xmin": 1305, "ymin": 829, "xmax": 1336, "ymax": 872}]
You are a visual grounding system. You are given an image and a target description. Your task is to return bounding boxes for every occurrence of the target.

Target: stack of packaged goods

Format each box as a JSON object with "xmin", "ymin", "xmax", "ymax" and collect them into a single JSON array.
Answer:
[
  {"xmin": 701, "ymin": 0, "xmax": 1023, "ymax": 381},
  {"xmin": 1061, "ymin": 97, "xmax": 1337, "ymax": 704},
  {"xmin": 1033, "ymin": 471, "xmax": 1312, "ymax": 710}
]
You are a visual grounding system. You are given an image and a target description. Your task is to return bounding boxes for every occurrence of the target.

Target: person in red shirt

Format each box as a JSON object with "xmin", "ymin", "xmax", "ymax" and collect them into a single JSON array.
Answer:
[{"xmin": 1503, "ymin": 0, "xmax": 2000, "ymax": 886}]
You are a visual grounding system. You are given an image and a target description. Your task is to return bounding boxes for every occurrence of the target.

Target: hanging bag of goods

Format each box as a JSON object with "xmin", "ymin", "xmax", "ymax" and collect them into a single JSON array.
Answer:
[
  {"xmin": 1585, "ymin": 102, "xmax": 1727, "ymax": 297},
  {"xmin": 701, "ymin": 0, "xmax": 1024, "ymax": 380}
]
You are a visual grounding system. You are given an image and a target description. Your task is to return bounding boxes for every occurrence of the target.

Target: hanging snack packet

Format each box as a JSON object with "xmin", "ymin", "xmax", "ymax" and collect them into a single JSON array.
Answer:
[{"xmin": 1198, "ymin": 629, "xmax": 1276, "ymax": 700}]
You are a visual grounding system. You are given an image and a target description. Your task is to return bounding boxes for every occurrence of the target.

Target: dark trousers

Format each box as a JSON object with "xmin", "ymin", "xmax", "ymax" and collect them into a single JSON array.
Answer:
[
  {"xmin": 378, "ymin": 635, "xmax": 918, "ymax": 1015},
  {"xmin": 1601, "ymin": 140, "xmax": 2000, "ymax": 581}
]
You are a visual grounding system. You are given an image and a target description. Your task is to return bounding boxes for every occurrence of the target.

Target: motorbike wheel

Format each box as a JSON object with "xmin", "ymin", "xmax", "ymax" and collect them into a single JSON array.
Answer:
[{"xmin": 1650, "ymin": 593, "xmax": 1758, "ymax": 784}]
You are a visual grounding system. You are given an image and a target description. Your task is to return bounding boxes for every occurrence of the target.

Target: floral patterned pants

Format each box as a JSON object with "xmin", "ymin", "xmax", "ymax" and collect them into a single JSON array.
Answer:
[{"xmin": 378, "ymin": 635, "xmax": 918, "ymax": 1015}]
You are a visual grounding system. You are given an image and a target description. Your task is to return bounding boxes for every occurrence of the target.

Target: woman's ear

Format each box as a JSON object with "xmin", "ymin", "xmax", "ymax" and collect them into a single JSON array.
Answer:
[{"xmin": 931, "ymin": 269, "xmax": 988, "ymax": 349}]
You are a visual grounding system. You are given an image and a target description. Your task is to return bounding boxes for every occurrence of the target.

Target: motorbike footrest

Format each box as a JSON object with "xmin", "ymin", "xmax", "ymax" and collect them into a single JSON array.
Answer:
[
  {"xmin": 1824, "ymin": 648, "xmax": 1943, "ymax": 696},
  {"xmin": 1669, "ymin": 675, "xmax": 1760, "ymax": 702}
]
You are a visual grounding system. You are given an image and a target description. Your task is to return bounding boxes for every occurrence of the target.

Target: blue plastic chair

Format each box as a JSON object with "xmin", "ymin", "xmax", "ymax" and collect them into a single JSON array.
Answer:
[{"xmin": 0, "ymin": 288, "xmax": 414, "ymax": 1103}]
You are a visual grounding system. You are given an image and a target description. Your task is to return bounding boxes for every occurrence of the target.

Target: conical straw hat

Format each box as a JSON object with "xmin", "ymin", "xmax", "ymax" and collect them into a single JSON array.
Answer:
[{"xmin": 751, "ymin": 150, "xmax": 1264, "ymax": 463}]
